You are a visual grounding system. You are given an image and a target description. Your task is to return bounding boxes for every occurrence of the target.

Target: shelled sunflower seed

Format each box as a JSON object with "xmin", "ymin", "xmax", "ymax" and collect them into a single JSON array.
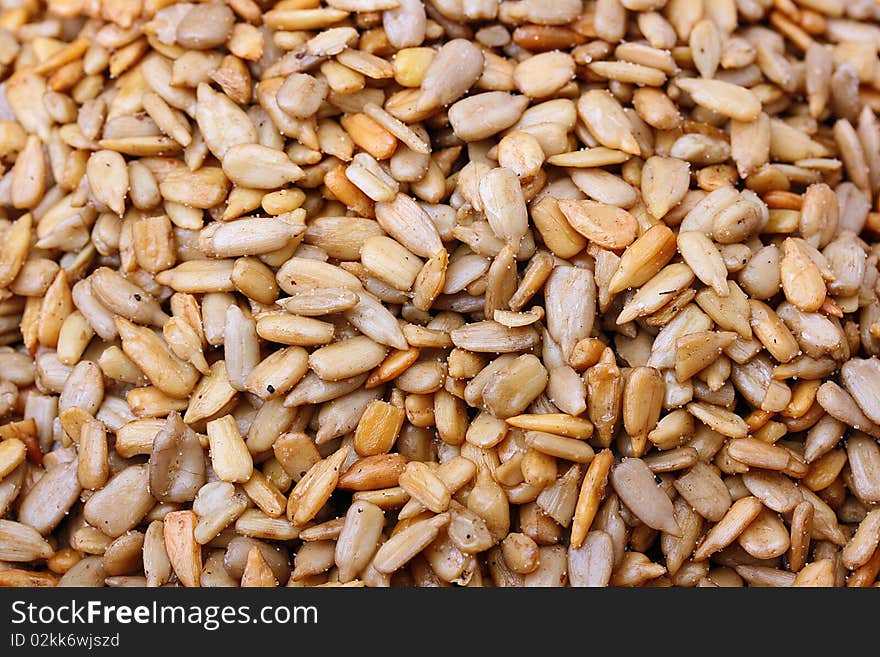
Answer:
[{"xmin": 2, "ymin": 0, "xmax": 880, "ymax": 589}]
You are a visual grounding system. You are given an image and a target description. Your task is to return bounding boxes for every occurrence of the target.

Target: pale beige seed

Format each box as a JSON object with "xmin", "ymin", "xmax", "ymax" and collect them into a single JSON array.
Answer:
[
  {"xmin": 569, "ymin": 169, "xmax": 638, "ymax": 208},
  {"xmin": 737, "ymin": 508, "xmax": 790, "ymax": 560},
  {"xmin": 12, "ymin": 135, "xmax": 46, "ymax": 210},
  {"xmin": 693, "ymin": 496, "xmax": 764, "ymax": 561},
  {"xmin": 642, "ymin": 156, "xmax": 690, "ymax": 220},
  {"xmin": 154, "ymin": 261, "xmax": 236, "ymax": 294},
  {"xmin": 375, "ymin": 194, "xmax": 443, "ymax": 259},
  {"xmin": 241, "ymin": 471, "xmax": 287, "ymax": 519},
  {"xmin": 690, "ymin": 18, "xmax": 722, "ymax": 78},
  {"xmin": 0, "ymin": 519, "xmax": 54, "ymax": 562},
  {"xmin": 731, "ymin": 113, "xmax": 771, "ymax": 178},
  {"xmin": 205, "ymin": 415, "xmax": 253, "ymax": 484},
  {"xmin": 177, "ymin": 3, "xmax": 234, "ymax": 49},
  {"xmin": 594, "ymin": 0, "xmax": 627, "ymax": 48},
  {"xmin": 373, "ymin": 513, "xmax": 451, "ymax": 574},
  {"xmin": 159, "ymin": 167, "xmax": 230, "ymax": 209},
  {"xmin": 817, "ymin": 382, "xmax": 880, "ymax": 439},
  {"xmin": 143, "ymin": 92, "xmax": 192, "ymax": 147},
  {"xmin": 842, "ymin": 509, "xmax": 880, "ymax": 570},
  {"xmin": 18, "ymin": 459, "xmax": 81, "ymax": 535},
  {"xmin": 279, "ymin": 288, "xmax": 359, "ymax": 317},
  {"xmin": 0, "ymin": 438, "xmax": 26, "ymax": 480},
  {"xmin": 256, "ymin": 313, "xmax": 335, "ymax": 348},
  {"xmin": 235, "ymin": 510, "xmax": 300, "ymax": 542},
  {"xmin": 194, "ymin": 82, "xmax": 257, "ymax": 159},
  {"xmin": 449, "ymin": 92, "xmax": 529, "ymax": 143},
  {"xmin": 806, "ymin": 42, "xmax": 832, "ymax": 119},
  {"xmin": 191, "ymin": 480, "xmax": 249, "ymax": 546},
  {"xmin": 622, "ymin": 366, "xmax": 665, "ymax": 457},
  {"xmin": 695, "ymin": 282, "xmax": 752, "ymax": 339},
  {"xmin": 845, "ymin": 433, "xmax": 880, "ymax": 502},
  {"xmin": 481, "ymin": 354, "xmax": 548, "ymax": 419},
  {"xmin": 90, "ymin": 267, "xmax": 168, "ymax": 327},
  {"xmin": 418, "ymin": 39, "xmax": 484, "ymax": 111},
  {"xmin": 676, "ymin": 77, "xmax": 762, "ymax": 122},
  {"xmin": 788, "ymin": 500, "xmax": 813, "ymax": 573},
  {"xmin": 231, "ymin": 257, "xmax": 279, "ymax": 306},
  {"xmin": 363, "ymin": 103, "xmax": 430, "ymax": 155},
  {"xmin": 83, "ymin": 464, "xmax": 155, "ymax": 538},
  {"xmin": 799, "ymin": 488, "xmax": 846, "ymax": 546},
  {"xmin": 589, "ymin": 60, "xmax": 667, "ymax": 86},
  {"xmin": 840, "ymin": 359, "xmax": 880, "ymax": 426},
  {"xmin": 546, "ymin": 364, "xmax": 586, "ymax": 416},
  {"xmin": 398, "ymin": 457, "xmax": 476, "ymax": 521},
  {"xmin": 86, "ymin": 150, "xmax": 128, "ymax": 216},
  {"xmin": 506, "ymin": 413, "xmax": 594, "ymax": 439},
  {"xmin": 450, "ymin": 320, "xmax": 539, "ymax": 354},
  {"xmin": 497, "ymin": 131, "xmax": 544, "ymax": 179},
  {"xmin": 780, "ymin": 238, "xmax": 827, "ymax": 313},
  {"xmin": 568, "ymin": 530, "xmax": 614, "ymax": 588},
  {"xmin": 675, "ymin": 331, "xmax": 737, "ymax": 383},
  {"xmin": 163, "ymin": 510, "xmax": 202, "ymax": 588},
  {"xmin": 525, "ymin": 430, "xmax": 595, "ymax": 464},
  {"xmin": 278, "ymin": 73, "xmax": 329, "ymax": 119},
  {"xmin": 241, "ymin": 546, "xmax": 277, "ymax": 588},
  {"xmin": 586, "ymin": 349, "xmax": 621, "ymax": 446},
  {"xmin": 610, "ymin": 458, "xmax": 679, "ymax": 536},
  {"xmin": 413, "ymin": 249, "xmax": 448, "ymax": 312},
  {"xmin": 346, "ymin": 152, "xmax": 399, "ymax": 202},
  {"xmin": 530, "ymin": 197, "xmax": 587, "ymax": 259},
  {"xmin": 0, "ymin": 213, "xmax": 32, "ymax": 288},
  {"xmin": 115, "ymin": 317, "xmax": 198, "ymax": 399},
  {"xmin": 309, "ymin": 336, "xmax": 387, "ymax": 382},
  {"xmin": 399, "ymin": 462, "xmax": 451, "ymax": 514},
  {"xmin": 536, "ymin": 464, "xmax": 582, "ymax": 528},
  {"xmin": 632, "ymin": 87, "xmax": 681, "ymax": 130},
  {"xmin": 644, "ymin": 446, "xmax": 698, "ymax": 473},
  {"xmin": 712, "ymin": 196, "xmax": 765, "ymax": 244},
  {"xmin": 544, "ymin": 266, "xmax": 596, "ymax": 361},
  {"xmin": 676, "ymin": 231, "xmax": 728, "ymax": 296},
  {"xmin": 546, "ymin": 148, "xmax": 631, "ymax": 168},
  {"xmin": 131, "ymin": 214, "xmax": 175, "ymax": 274},
  {"xmin": 287, "ymin": 446, "xmax": 350, "ymax": 526},
  {"xmin": 834, "ymin": 118, "xmax": 870, "ymax": 194},
  {"xmin": 224, "ymin": 304, "xmax": 260, "ymax": 391},
  {"xmin": 382, "ymin": 0, "xmax": 426, "ymax": 49},
  {"xmin": 608, "ymin": 224, "xmax": 677, "ymax": 295},
  {"xmin": 792, "ymin": 559, "xmax": 835, "ymax": 587},
  {"xmin": 617, "ymin": 264, "xmax": 695, "ymax": 325},
  {"xmin": 727, "ymin": 438, "xmax": 791, "ymax": 471},
  {"xmin": 557, "ymin": 200, "xmax": 637, "ymax": 250},
  {"xmin": 468, "ymin": 463, "xmax": 512, "ymax": 542},
  {"xmin": 76, "ymin": 418, "xmax": 108, "ymax": 491},
  {"xmin": 223, "ymin": 144, "xmax": 304, "ymax": 189},
  {"xmin": 478, "ymin": 167, "xmax": 529, "ymax": 247},
  {"xmin": 466, "ymin": 412, "xmax": 508, "ymax": 450},
  {"xmin": 335, "ymin": 500, "xmax": 385, "ymax": 583},
  {"xmin": 687, "ymin": 401, "xmax": 749, "ymax": 439},
  {"xmin": 514, "ymin": 52, "xmax": 575, "ymax": 98},
  {"xmin": 245, "ymin": 347, "xmax": 309, "ymax": 401},
  {"xmin": 149, "ymin": 412, "xmax": 205, "ymax": 503},
  {"xmin": 748, "ymin": 300, "xmax": 800, "ymax": 364},
  {"xmin": 577, "ymin": 90, "xmax": 640, "ymax": 155}
]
